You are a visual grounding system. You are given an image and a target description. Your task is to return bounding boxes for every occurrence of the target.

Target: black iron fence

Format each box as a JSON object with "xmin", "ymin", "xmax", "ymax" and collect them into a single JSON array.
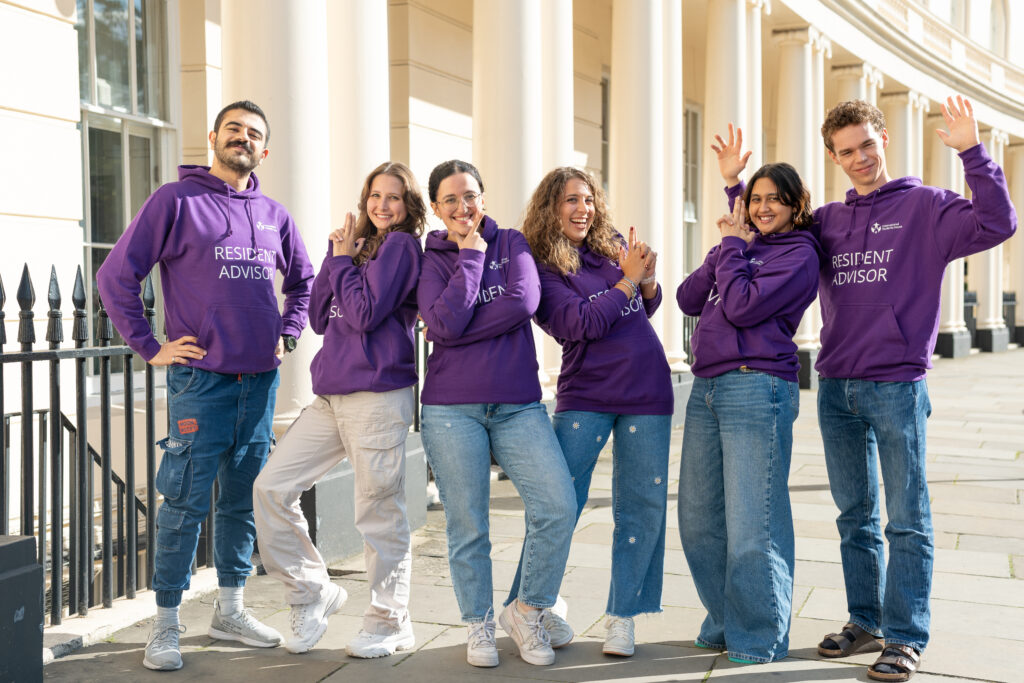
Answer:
[{"xmin": 0, "ymin": 264, "xmax": 181, "ymax": 626}]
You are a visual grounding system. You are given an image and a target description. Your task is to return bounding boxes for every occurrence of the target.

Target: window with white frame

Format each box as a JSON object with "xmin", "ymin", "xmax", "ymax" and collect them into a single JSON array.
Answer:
[
  {"xmin": 684, "ymin": 105, "xmax": 702, "ymax": 274},
  {"xmin": 76, "ymin": 0, "xmax": 171, "ymax": 372}
]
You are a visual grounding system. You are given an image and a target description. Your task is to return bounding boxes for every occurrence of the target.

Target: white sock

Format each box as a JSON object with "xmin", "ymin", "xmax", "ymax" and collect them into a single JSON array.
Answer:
[
  {"xmin": 155, "ymin": 605, "xmax": 179, "ymax": 628},
  {"xmin": 219, "ymin": 586, "xmax": 245, "ymax": 615}
]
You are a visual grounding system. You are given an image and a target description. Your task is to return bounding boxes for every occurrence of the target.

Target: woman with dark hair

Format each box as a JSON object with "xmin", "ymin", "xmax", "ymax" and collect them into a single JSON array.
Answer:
[
  {"xmin": 511, "ymin": 166, "xmax": 672, "ymax": 657},
  {"xmin": 253, "ymin": 161, "xmax": 425, "ymax": 658},
  {"xmin": 417, "ymin": 159, "xmax": 576, "ymax": 669},
  {"xmin": 676, "ymin": 131, "xmax": 820, "ymax": 664}
]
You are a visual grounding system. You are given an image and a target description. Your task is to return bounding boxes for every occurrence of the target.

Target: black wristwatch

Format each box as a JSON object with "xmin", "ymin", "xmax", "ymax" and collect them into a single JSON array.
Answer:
[{"xmin": 282, "ymin": 335, "xmax": 298, "ymax": 353}]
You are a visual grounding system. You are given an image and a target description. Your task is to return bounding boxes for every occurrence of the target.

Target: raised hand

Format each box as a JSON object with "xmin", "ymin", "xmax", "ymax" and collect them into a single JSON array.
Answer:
[
  {"xmin": 618, "ymin": 226, "xmax": 647, "ymax": 283},
  {"xmin": 716, "ymin": 199, "xmax": 755, "ymax": 246},
  {"xmin": 455, "ymin": 225, "xmax": 487, "ymax": 252},
  {"xmin": 935, "ymin": 95, "xmax": 980, "ymax": 153},
  {"xmin": 711, "ymin": 123, "xmax": 752, "ymax": 185},
  {"xmin": 330, "ymin": 211, "xmax": 365, "ymax": 258}
]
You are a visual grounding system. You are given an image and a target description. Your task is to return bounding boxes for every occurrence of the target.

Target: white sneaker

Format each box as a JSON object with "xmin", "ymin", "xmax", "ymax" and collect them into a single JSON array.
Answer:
[
  {"xmin": 603, "ymin": 615, "xmax": 635, "ymax": 656},
  {"xmin": 540, "ymin": 609, "xmax": 574, "ymax": 648},
  {"xmin": 286, "ymin": 582, "xmax": 348, "ymax": 654},
  {"xmin": 144, "ymin": 623, "xmax": 186, "ymax": 671},
  {"xmin": 498, "ymin": 600, "xmax": 555, "ymax": 666},
  {"xmin": 346, "ymin": 620, "xmax": 416, "ymax": 658},
  {"xmin": 466, "ymin": 610, "xmax": 499, "ymax": 668},
  {"xmin": 208, "ymin": 599, "xmax": 283, "ymax": 647}
]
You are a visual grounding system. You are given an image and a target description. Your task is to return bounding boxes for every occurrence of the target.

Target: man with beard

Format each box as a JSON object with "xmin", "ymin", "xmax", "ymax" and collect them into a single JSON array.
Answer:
[{"xmin": 97, "ymin": 100, "xmax": 313, "ymax": 671}]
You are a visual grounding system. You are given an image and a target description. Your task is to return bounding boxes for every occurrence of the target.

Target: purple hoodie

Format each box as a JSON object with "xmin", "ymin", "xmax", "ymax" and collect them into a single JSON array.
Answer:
[
  {"xmin": 97, "ymin": 165, "xmax": 313, "ymax": 374},
  {"xmin": 536, "ymin": 244, "xmax": 673, "ymax": 414},
  {"xmin": 418, "ymin": 216, "xmax": 542, "ymax": 405},
  {"xmin": 677, "ymin": 231, "xmax": 820, "ymax": 383},
  {"xmin": 308, "ymin": 231, "xmax": 422, "ymax": 395},
  {"xmin": 727, "ymin": 143, "xmax": 1017, "ymax": 380}
]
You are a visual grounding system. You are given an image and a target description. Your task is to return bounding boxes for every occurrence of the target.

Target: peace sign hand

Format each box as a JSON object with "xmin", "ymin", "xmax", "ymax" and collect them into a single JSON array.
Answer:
[{"xmin": 711, "ymin": 123, "xmax": 752, "ymax": 186}]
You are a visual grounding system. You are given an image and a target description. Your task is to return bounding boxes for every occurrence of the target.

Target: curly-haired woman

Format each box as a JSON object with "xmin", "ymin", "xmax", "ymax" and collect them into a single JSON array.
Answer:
[
  {"xmin": 254, "ymin": 161, "xmax": 425, "ymax": 659},
  {"xmin": 510, "ymin": 166, "xmax": 673, "ymax": 658}
]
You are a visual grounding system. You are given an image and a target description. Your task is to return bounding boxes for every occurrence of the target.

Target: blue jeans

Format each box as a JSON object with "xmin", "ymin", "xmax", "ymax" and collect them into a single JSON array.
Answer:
[
  {"xmin": 506, "ymin": 411, "xmax": 671, "ymax": 617},
  {"xmin": 421, "ymin": 402, "xmax": 576, "ymax": 622},
  {"xmin": 678, "ymin": 369, "xmax": 797, "ymax": 663},
  {"xmin": 153, "ymin": 366, "xmax": 279, "ymax": 608},
  {"xmin": 817, "ymin": 377, "xmax": 933, "ymax": 652}
]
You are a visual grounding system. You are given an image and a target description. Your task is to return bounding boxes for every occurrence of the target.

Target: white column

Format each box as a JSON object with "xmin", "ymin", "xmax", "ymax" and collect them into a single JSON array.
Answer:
[
  {"xmin": 910, "ymin": 93, "xmax": 930, "ymax": 178},
  {"xmin": 1009, "ymin": 145, "xmax": 1024, "ymax": 344},
  {"xmin": 810, "ymin": 31, "xmax": 831, "ymax": 208},
  {"xmin": 222, "ymin": 0, "xmax": 331, "ymax": 426},
  {"xmin": 472, "ymin": 0, "xmax": 543, "ymax": 228},
  {"xmin": 662, "ymin": 0, "xmax": 685, "ymax": 362},
  {"xmin": 971, "ymin": 129, "xmax": 1010, "ymax": 351},
  {"xmin": 746, "ymin": 0, "xmax": 770, "ymax": 172},
  {"xmin": 773, "ymin": 26, "xmax": 816, "ymax": 361},
  {"xmin": 538, "ymin": 0, "xmax": 574, "ymax": 384},
  {"xmin": 610, "ymin": 0, "xmax": 665, "ymax": 332},
  {"xmin": 929, "ymin": 113, "xmax": 970, "ymax": 357},
  {"xmin": 701, "ymin": 0, "xmax": 747, "ymax": 254},
  {"xmin": 867, "ymin": 68, "xmax": 883, "ymax": 107},
  {"xmin": 878, "ymin": 91, "xmax": 915, "ymax": 179},
  {"xmin": 327, "ymin": 0, "xmax": 391, "ymax": 221}
]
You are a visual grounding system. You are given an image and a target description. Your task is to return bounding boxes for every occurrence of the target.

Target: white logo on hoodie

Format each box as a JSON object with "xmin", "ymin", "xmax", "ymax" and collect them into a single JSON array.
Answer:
[
  {"xmin": 257, "ymin": 221, "xmax": 278, "ymax": 232},
  {"xmin": 870, "ymin": 221, "xmax": 902, "ymax": 234}
]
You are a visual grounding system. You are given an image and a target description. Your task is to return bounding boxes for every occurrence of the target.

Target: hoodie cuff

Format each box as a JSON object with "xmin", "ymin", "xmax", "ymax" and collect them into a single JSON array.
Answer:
[
  {"xmin": 720, "ymin": 235, "xmax": 748, "ymax": 253},
  {"xmin": 140, "ymin": 337, "xmax": 163, "ymax": 362},
  {"xmin": 957, "ymin": 142, "xmax": 987, "ymax": 166}
]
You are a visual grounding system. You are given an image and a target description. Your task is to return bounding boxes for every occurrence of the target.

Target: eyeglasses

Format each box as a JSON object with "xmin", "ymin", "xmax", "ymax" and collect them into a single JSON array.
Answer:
[{"xmin": 438, "ymin": 192, "xmax": 482, "ymax": 209}]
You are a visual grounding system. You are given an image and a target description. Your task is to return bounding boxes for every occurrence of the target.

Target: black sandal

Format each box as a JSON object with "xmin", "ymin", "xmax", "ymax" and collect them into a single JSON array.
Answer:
[
  {"xmin": 867, "ymin": 644, "xmax": 921, "ymax": 681},
  {"xmin": 817, "ymin": 623, "xmax": 884, "ymax": 658}
]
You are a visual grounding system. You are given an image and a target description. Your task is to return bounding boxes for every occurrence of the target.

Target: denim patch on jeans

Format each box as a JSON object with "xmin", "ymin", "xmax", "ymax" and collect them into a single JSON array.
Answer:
[
  {"xmin": 153, "ymin": 366, "xmax": 279, "ymax": 608},
  {"xmin": 421, "ymin": 402, "xmax": 576, "ymax": 622},
  {"xmin": 678, "ymin": 369, "xmax": 798, "ymax": 663},
  {"xmin": 817, "ymin": 377, "xmax": 933, "ymax": 651}
]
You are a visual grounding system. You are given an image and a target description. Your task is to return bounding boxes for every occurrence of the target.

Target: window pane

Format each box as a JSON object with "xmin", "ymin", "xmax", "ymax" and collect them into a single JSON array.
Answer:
[
  {"xmin": 135, "ymin": 0, "xmax": 166, "ymax": 117},
  {"xmin": 89, "ymin": 127, "xmax": 125, "ymax": 245},
  {"xmin": 94, "ymin": 0, "xmax": 131, "ymax": 110},
  {"xmin": 129, "ymin": 134, "xmax": 153, "ymax": 218},
  {"xmin": 76, "ymin": 0, "xmax": 91, "ymax": 102}
]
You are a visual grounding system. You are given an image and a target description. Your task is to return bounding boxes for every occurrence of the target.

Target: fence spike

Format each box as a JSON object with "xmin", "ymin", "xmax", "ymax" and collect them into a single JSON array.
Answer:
[
  {"xmin": 72, "ymin": 266, "xmax": 89, "ymax": 344},
  {"xmin": 97, "ymin": 294, "xmax": 113, "ymax": 344},
  {"xmin": 46, "ymin": 265, "xmax": 64, "ymax": 345},
  {"xmin": 17, "ymin": 263, "xmax": 36, "ymax": 346}
]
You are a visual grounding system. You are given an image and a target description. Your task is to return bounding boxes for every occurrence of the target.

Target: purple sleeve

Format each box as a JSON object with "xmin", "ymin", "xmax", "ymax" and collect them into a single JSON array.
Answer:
[
  {"xmin": 676, "ymin": 245, "xmax": 720, "ymax": 316},
  {"xmin": 931, "ymin": 143, "xmax": 1017, "ymax": 261},
  {"xmin": 95, "ymin": 187, "xmax": 176, "ymax": 361},
  {"xmin": 417, "ymin": 250, "xmax": 485, "ymax": 342},
  {"xmin": 716, "ymin": 237, "xmax": 819, "ymax": 327},
  {"xmin": 438, "ymin": 231, "xmax": 541, "ymax": 346},
  {"xmin": 308, "ymin": 251, "xmax": 333, "ymax": 335},
  {"xmin": 326, "ymin": 233, "xmax": 421, "ymax": 333},
  {"xmin": 642, "ymin": 283, "xmax": 662, "ymax": 317},
  {"xmin": 278, "ymin": 214, "xmax": 314, "ymax": 338},
  {"xmin": 535, "ymin": 267, "xmax": 629, "ymax": 342},
  {"xmin": 726, "ymin": 182, "xmax": 745, "ymax": 212}
]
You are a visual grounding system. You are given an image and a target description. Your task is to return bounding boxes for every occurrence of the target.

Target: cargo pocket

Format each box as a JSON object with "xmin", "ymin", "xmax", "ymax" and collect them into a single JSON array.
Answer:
[
  {"xmin": 354, "ymin": 428, "xmax": 408, "ymax": 499},
  {"xmin": 156, "ymin": 437, "xmax": 193, "ymax": 504},
  {"xmin": 156, "ymin": 505, "xmax": 186, "ymax": 551}
]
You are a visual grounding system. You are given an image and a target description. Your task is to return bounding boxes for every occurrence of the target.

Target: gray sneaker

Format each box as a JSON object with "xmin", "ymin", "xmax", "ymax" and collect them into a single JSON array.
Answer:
[
  {"xmin": 144, "ymin": 623, "xmax": 186, "ymax": 671},
  {"xmin": 540, "ymin": 609, "xmax": 574, "ymax": 648},
  {"xmin": 498, "ymin": 601, "xmax": 554, "ymax": 666},
  {"xmin": 208, "ymin": 599, "xmax": 283, "ymax": 647}
]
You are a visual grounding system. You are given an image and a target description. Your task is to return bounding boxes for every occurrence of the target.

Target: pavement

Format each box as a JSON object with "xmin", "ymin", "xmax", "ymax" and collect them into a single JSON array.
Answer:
[{"xmin": 43, "ymin": 348, "xmax": 1024, "ymax": 682}]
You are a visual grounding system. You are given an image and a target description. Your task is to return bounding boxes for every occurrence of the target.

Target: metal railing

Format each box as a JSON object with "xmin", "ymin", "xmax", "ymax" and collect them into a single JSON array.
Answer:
[{"xmin": 0, "ymin": 264, "xmax": 187, "ymax": 626}]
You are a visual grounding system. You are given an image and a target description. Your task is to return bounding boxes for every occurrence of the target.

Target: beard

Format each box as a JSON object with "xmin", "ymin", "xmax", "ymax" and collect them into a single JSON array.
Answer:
[{"xmin": 213, "ymin": 137, "xmax": 260, "ymax": 174}]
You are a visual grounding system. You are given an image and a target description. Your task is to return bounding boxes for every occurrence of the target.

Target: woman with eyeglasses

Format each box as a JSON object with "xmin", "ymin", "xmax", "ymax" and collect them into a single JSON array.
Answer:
[
  {"xmin": 417, "ymin": 159, "xmax": 576, "ymax": 669},
  {"xmin": 507, "ymin": 167, "xmax": 673, "ymax": 658}
]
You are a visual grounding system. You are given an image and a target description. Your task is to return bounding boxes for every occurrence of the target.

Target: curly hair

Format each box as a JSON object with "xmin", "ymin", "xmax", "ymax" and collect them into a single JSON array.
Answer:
[
  {"xmin": 522, "ymin": 167, "xmax": 622, "ymax": 276},
  {"xmin": 821, "ymin": 99, "xmax": 886, "ymax": 153},
  {"xmin": 352, "ymin": 162, "xmax": 427, "ymax": 266},
  {"xmin": 743, "ymin": 163, "xmax": 814, "ymax": 230}
]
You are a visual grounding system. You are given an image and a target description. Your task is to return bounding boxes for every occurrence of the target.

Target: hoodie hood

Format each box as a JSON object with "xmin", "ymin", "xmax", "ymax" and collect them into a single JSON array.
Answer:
[{"xmin": 179, "ymin": 165, "xmax": 263, "ymax": 248}]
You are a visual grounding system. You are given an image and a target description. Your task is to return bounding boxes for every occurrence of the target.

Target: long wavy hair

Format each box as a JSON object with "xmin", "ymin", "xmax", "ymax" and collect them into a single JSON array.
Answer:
[
  {"xmin": 353, "ymin": 162, "xmax": 427, "ymax": 266},
  {"xmin": 522, "ymin": 167, "xmax": 620, "ymax": 275},
  {"xmin": 742, "ymin": 162, "xmax": 814, "ymax": 230}
]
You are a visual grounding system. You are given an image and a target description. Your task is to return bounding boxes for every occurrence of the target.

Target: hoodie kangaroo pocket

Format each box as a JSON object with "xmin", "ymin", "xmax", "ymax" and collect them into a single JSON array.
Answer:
[
  {"xmin": 197, "ymin": 303, "xmax": 283, "ymax": 373},
  {"xmin": 821, "ymin": 304, "xmax": 907, "ymax": 374},
  {"xmin": 691, "ymin": 317, "xmax": 741, "ymax": 368}
]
